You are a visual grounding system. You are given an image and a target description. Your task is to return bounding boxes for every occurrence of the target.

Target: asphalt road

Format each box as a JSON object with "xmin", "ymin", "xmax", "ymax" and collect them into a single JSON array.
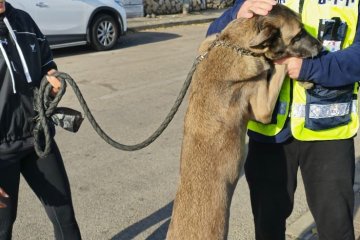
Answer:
[{"xmin": 12, "ymin": 24, "xmax": 360, "ymax": 240}]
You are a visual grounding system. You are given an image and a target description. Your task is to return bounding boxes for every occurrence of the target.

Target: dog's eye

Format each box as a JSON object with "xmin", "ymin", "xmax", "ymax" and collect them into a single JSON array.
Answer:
[
  {"xmin": 291, "ymin": 30, "xmax": 305, "ymax": 43},
  {"xmin": 273, "ymin": 30, "xmax": 281, "ymax": 40},
  {"xmin": 267, "ymin": 30, "xmax": 281, "ymax": 45}
]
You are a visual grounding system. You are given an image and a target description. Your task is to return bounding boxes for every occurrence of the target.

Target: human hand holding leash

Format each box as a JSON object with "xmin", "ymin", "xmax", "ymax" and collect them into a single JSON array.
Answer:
[
  {"xmin": 0, "ymin": 187, "xmax": 9, "ymax": 208},
  {"xmin": 237, "ymin": 0, "xmax": 277, "ymax": 18},
  {"xmin": 46, "ymin": 69, "xmax": 61, "ymax": 96}
]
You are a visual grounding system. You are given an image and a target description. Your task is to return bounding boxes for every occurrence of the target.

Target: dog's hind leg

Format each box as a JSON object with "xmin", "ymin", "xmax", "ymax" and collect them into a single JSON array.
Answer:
[
  {"xmin": 166, "ymin": 129, "xmax": 245, "ymax": 240},
  {"xmin": 166, "ymin": 174, "xmax": 238, "ymax": 240},
  {"xmin": 167, "ymin": 179, "xmax": 232, "ymax": 240}
]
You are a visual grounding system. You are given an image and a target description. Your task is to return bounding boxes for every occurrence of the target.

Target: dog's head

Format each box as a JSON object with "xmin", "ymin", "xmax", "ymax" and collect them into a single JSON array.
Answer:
[{"xmin": 248, "ymin": 4, "xmax": 322, "ymax": 60}]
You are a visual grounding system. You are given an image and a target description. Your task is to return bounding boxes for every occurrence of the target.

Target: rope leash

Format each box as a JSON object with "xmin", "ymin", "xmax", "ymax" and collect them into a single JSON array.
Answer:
[{"xmin": 33, "ymin": 56, "xmax": 203, "ymax": 158}]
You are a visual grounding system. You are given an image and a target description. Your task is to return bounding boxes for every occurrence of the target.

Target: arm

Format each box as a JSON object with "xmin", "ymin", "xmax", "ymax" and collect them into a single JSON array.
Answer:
[
  {"xmin": 298, "ymin": 41, "xmax": 360, "ymax": 87},
  {"xmin": 31, "ymin": 18, "xmax": 57, "ymax": 75},
  {"xmin": 206, "ymin": 0, "xmax": 243, "ymax": 36},
  {"xmin": 31, "ymin": 18, "xmax": 61, "ymax": 94},
  {"xmin": 297, "ymin": 4, "xmax": 360, "ymax": 87}
]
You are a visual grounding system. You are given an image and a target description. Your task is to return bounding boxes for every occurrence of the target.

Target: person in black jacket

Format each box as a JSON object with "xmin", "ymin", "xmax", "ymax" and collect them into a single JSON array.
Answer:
[{"xmin": 0, "ymin": 1, "xmax": 81, "ymax": 239}]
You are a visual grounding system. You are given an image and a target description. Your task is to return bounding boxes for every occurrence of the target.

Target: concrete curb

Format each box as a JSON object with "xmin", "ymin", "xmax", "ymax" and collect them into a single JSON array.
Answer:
[
  {"xmin": 128, "ymin": 17, "xmax": 218, "ymax": 32},
  {"xmin": 286, "ymin": 211, "xmax": 317, "ymax": 240},
  {"xmin": 126, "ymin": 9, "xmax": 225, "ymax": 32}
]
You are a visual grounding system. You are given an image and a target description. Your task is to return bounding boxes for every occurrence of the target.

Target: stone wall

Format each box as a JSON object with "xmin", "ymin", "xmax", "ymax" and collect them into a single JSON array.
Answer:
[
  {"xmin": 144, "ymin": 0, "xmax": 182, "ymax": 15},
  {"xmin": 206, "ymin": 0, "xmax": 234, "ymax": 9},
  {"xmin": 123, "ymin": 0, "xmax": 144, "ymax": 17},
  {"xmin": 143, "ymin": 0, "xmax": 234, "ymax": 16}
]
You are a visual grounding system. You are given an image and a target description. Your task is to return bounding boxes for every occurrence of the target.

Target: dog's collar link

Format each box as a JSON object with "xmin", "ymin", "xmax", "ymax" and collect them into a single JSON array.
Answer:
[
  {"xmin": 213, "ymin": 40, "xmax": 261, "ymax": 57},
  {"xmin": 197, "ymin": 36, "xmax": 262, "ymax": 63}
]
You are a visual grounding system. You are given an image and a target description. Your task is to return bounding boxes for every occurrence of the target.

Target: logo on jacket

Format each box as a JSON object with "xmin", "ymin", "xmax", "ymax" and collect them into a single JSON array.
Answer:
[
  {"xmin": 0, "ymin": 38, "xmax": 8, "ymax": 45},
  {"xmin": 30, "ymin": 44, "xmax": 36, "ymax": 53}
]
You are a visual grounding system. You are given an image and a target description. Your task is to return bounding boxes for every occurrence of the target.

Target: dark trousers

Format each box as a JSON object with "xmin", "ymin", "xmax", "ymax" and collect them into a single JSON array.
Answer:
[
  {"xmin": 0, "ymin": 142, "xmax": 81, "ymax": 240},
  {"xmin": 245, "ymin": 138, "xmax": 356, "ymax": 240}
]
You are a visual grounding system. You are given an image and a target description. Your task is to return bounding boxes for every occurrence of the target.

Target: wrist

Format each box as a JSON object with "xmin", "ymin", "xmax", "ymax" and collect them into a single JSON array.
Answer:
[{"xmin": 297, "ymin": 58, "xmax": 309, "ymax": 81}]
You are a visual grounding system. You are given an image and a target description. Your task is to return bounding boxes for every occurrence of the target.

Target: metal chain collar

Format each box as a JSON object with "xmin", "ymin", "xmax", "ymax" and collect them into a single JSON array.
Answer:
[{"xmin": 197, "ymin": 35, "xmax": 262, "ymax": 62}]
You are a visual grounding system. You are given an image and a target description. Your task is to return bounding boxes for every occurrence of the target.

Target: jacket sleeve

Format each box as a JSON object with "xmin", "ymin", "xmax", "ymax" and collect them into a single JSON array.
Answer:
[
  {"xmin": 206, "ymin": 0, "xmax": 244, "ymax": 36},
  {"xmin": 31, "ymin": 18, "xmax": 57, "ymax": 76},
  {"xmin": 297, "ymin": 4, "xmax": 360, "ymax": 87}
]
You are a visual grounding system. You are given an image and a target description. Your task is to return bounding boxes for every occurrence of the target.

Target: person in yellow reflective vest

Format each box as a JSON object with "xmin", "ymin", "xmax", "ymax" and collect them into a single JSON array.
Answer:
[{"xmin": 207, "ymin": 0, "xmax": 360, "ymax": 239}]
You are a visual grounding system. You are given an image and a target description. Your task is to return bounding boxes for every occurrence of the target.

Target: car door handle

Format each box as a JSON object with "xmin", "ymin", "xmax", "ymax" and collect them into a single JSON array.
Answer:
[{"xmin": 36, "ymin": 2, "xmax": 49, "ymax": 8}]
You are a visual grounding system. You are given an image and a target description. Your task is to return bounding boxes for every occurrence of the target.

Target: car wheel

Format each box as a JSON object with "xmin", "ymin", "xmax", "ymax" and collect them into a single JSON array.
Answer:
[{"xmin": 90, "ymin": 14, "xmax": 119, "ymax": 51}]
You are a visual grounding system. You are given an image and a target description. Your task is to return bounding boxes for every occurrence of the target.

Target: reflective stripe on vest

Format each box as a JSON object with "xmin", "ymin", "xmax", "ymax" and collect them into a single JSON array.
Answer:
[
  {"xmin": 292, "ymin": 100, "xmax": 358, "ymax": 118},
  {"xmin": 247, "ymin": 0, "xmax": 359, "ymax": 140}
]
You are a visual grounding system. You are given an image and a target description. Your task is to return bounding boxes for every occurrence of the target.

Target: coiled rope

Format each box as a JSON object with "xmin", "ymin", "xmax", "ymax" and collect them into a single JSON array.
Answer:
[{"xmin": 33, "ymin": 56, "xmax": 204, "ymax": 158}]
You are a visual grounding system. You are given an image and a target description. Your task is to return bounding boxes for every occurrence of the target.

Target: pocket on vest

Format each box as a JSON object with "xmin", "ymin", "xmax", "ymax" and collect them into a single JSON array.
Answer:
[{"xmin": 305, "ymin": 84, "xmax": 354, "ymax": 130}]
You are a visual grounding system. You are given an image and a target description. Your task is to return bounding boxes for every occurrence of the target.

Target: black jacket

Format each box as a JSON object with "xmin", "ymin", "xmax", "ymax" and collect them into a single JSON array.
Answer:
[{"xmin": 0, "ymin": 3, "xmax": 56, "ymax": 148}]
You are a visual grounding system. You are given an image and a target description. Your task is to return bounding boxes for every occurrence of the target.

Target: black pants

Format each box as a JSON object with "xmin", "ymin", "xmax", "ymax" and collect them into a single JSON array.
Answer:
[
  {"xmin": 0, "ymin": 142, "xmax": 81, "ymax": 240},
  {"xmin": 245, "ymin": 138, "xmax": 356, "ymax": 240}
]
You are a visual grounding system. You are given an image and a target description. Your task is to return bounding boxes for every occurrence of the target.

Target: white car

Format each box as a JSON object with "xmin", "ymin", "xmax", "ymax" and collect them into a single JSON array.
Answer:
[{"xmin": 8, "ymin": 0, "xmax": 127, "ymax": 51}]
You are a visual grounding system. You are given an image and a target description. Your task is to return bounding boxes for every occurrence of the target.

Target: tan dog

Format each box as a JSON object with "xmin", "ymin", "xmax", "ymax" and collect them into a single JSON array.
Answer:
[{"xmin": 166, "ymin": 4, "xmax": 322, "ymax": 240}]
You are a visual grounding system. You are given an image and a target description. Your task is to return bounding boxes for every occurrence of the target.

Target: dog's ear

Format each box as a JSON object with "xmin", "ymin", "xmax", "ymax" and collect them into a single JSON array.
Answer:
[{"xmin": 249, "ymin": 24, "xmax": 278, "ymax": 49}]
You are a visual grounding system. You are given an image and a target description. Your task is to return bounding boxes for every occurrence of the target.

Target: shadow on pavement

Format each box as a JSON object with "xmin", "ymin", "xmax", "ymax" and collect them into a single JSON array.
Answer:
[
  {"xmin": 119, "ymin": 31, "xmax": 181, "ymax": 48},
  {"xmin": 51, "ymin": 31, "xmax": 181, "ymax": 58},
  {"xmin": 111, "ymin": 201, "xmax": 173, "ymax": 240}
]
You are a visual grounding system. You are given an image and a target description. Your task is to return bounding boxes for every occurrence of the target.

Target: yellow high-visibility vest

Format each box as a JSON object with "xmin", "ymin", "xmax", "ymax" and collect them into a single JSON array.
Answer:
[{"xmin": 247, "ymin": 0, "xmax": 359, "ymax": 140}]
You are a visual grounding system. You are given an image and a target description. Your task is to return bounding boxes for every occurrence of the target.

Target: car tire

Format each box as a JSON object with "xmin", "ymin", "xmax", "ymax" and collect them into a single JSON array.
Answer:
[{"xmin": 90, "ymin": 14, "xmax": 120, "ymax": 51}]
